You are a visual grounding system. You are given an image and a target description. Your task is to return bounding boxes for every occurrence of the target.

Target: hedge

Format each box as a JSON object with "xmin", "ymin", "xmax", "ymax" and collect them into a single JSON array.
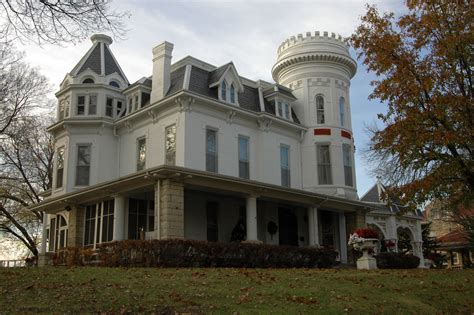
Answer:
[
  {"xmin": 53, "ymin": 239, "xmax": 337, "ymax": 268},
  {"xmin": 376, "ymin": 252, "xmax": 420, "ymax": 269}
]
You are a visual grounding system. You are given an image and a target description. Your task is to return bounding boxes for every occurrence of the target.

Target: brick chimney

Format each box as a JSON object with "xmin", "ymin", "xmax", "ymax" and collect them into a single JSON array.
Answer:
[{"xmin": 151, "ymin": 41, "xmax": 174, "ymax": 104}]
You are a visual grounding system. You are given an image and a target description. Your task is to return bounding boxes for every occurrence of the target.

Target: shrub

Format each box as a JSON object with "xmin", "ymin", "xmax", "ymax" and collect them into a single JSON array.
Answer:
[
  {"xmin": 376, "ymin": 252, "xmax": 420, "ymax": 269},
  {"xmin": 58, "ymin": 239, "xmax": 338, "ymax": 268}
]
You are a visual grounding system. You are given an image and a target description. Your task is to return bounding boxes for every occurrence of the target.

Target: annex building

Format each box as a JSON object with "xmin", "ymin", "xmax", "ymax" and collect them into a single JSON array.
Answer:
[{"xmin": 32, "ymin": 32, "xmax": 424, "ymax": 266}]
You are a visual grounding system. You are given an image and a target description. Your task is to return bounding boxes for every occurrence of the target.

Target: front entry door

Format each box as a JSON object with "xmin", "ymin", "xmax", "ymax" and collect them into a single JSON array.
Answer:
[{"xmin": 278, "ymin": 207, "xmax": 298, "ymax": 246}]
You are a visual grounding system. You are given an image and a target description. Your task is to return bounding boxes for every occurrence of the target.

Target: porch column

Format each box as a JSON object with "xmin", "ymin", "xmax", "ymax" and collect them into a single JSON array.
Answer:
[
  {"xmin": 113, "ymin": 195, "xmax": 126, "ymax": 241},
  {"xmin": 339, "ymin": 213, "xmax": 348, "ymax": 264},
  {"xmin": 67, "ymin": 206, "xmax": 85, "ymax": 247},
  {"xmin": 308, "ymin": 207, "xmax": 319, "ymax": 246},
  {"xmin": 245, "ymin": 195, "xmax": 258, "ymax": 242},
  {"xmin": 40, "ymin": 212, "xmax": 48, "ymax": 254},
  {"xmin": 160, "ymin": 179, "xmax": 184, "ymax": 239}
]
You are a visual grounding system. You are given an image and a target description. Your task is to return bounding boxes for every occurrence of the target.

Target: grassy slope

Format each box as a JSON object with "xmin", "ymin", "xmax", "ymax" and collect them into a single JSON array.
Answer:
[{"xmin": 0, "ymin": 267, "xmax": 473, "ymax": 314}]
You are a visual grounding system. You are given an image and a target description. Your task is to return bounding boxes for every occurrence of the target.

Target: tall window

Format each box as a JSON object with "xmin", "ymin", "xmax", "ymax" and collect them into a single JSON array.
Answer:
[
  {"xmin": 56, "ymin": 146, "xmax": 65, "ymax": 188},
  {"xmin": 316, "ymin": 95, "xmax": 325, "ymax": 124},
  {"xmin": 84, "ymin": 201, "xmax": 115, "ymax": 246},
  {"xmin": 106, "ymin": 97, "xmax": 114, "ymax": 117},
  {"xmin": 137, "ymin": 137, "xmax": 146, "ymax": 171},
  {"xmin": 317, "ymin": 144, "xmax": 332, "ymax": 185},
  {"xmin": 128, "ymin": 198, "xmax": 150, "ymax": 240},
  {"xmin": 77, "ymin": 96, "xmax": 85, "ymax": 115},
  {"xmin": 343, "ymin": 144, "xmax": 353, "ymax": 187},
  {"xmin": 206, "ymin": 128, "xmax": 218, "ymax": 172},
  {"xmin": 238, "ymin": 136, "xmax": 249, "ymax": 179},
  {"xmin": 100, "ymin": 200, "xmax": 114, "ymax": 243},
  {"xmin": 206, "ymin": 202, "xmax": 218, "ymax": 242},
  {"xmin": 339, "ymin": 97, "xmax": 345, "ymax": 127},
  {"xmin": 165, "ymin": 124, "xmax": 176, "ymax": 165},
  {"xmin": 230, "ymin": 84, "xmax": 235, "ymax": 103},
  {"xmin": 48, "ymin": 217, "xmax": 56, "ymax": 251},
  {"xmin": 75, "ymin": 145, "xmax": 91, "ymax": 186},
  {"xmin": 280, "ymin": 145, "xmax": 290, "ymax": 187},
  {"xmin": 88, "ymin": 95, "xmax": 97, "ymax": 115},
  {"xmin": 48, "ymin": 215, "xmax": 68, "ymax": 251},
  {"xmin": 84, "ymin": 204, "xmax": 97, "ymax": 246},
  {"xmin": 221, "ymin": 81, "xmax": 227, "ymax": 101}
]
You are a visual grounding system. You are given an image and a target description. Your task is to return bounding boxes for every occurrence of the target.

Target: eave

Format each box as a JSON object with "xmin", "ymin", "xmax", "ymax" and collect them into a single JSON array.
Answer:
[{"xmin": 30, "ymin": 165, "xmax": 373, "ymax": 214}]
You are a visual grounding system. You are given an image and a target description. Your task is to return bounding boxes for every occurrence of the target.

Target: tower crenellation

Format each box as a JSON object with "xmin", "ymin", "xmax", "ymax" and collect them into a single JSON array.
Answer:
[{"xmin": 277, "ymin": 31, "xmax": 347, "ymax": 55}]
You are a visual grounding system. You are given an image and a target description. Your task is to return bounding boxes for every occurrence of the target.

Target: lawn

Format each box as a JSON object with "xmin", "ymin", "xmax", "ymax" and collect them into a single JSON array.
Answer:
[{"xmin": 0, "ymin": 267, "xmax": 473, "ymax": 314}]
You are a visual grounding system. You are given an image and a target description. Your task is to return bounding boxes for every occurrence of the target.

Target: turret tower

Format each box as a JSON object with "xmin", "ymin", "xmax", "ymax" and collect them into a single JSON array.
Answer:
[
  {"xmin": 272, "ymin": 31, "xmax": 358, "ymax": 199},
  {"xmin": 50, "ymin": 34, "xmax": 129, "ymax": 197}
]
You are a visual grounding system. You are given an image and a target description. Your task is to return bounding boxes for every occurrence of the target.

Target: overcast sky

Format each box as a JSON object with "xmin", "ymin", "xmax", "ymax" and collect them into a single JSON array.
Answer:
[{"xmin": 17, "ymin": 0, "xmax": 406, "ymax": 196}]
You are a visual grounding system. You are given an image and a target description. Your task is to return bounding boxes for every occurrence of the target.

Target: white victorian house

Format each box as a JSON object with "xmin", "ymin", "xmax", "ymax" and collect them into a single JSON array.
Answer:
[{"xmin": 32, "ymin": 32, "xmax": 424, "ymax": 266}]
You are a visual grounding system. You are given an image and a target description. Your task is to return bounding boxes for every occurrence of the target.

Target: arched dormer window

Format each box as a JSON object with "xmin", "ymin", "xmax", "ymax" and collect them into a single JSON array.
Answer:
[
  {"xmin": 82, "ymin": 78, "xmax": 94, "ymax": 84},
  {"xmin": 230, "ymin": 84, "xmax": 235, "ymax": 103},
  {"xmin": 339, "ymin": 97, "xmax": 345, "ymax": 127},
  {"xmin": 221, "ymin": 80, "xmax": 227, "ymax": 101},
  {"xmin": 109, "ymin": 80, "xmax": 120, "ymax": 88},
  {"xmin": 316, "ymin": 95, "xmax": 325, "ymax": 124}
]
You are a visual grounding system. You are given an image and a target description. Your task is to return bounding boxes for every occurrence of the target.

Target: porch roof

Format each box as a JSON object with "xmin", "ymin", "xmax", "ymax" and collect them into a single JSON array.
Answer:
[{"xmin": 30, "ymin": 165, "xmax": 374, "ymax": 214}]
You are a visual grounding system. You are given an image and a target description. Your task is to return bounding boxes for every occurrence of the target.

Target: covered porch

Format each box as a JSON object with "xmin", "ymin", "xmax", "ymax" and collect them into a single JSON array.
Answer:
[{"xmin": 34, "ymin": 166, "xmax": 369, "ymax": 265}]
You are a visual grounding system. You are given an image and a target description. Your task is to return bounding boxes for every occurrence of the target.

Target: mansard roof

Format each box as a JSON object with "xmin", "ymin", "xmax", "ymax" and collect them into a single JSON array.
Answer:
[
  {"xmin": 70, "ymin": 34, "xmax": 129, "ymax": 84},
  {"xmin": 128, "ymin": 59, "xmax": 301, "ymax": 125}
]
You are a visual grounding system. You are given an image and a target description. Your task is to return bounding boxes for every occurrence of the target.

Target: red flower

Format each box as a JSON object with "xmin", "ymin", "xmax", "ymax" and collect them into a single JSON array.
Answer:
[{"xmin": 353, "ymin": 228, "xmax": 379, "ymax": 239}]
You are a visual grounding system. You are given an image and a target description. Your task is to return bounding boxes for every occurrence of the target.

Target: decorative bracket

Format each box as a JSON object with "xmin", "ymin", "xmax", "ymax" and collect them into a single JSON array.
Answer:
[
  {"xmin": 226, "ymin": 110, "xmax": 236, "ymax": 124},
  {"xmin": 176, "ymin": 96, "xmax": 194, "ymax": 112},
  {"xmin": 148, "ymin": 109, "xmax": 158, "ymax": 123},
  {"xmin": 257, "ymin": 117, "xmax": 272, "ymax": 131},
  {"xmin": 299, "ymin": 129, "xmax": 306, "ymax": 142},
  {"xmin": 125, "ymin": 120, "xmax": 133, "ymax": 133}
]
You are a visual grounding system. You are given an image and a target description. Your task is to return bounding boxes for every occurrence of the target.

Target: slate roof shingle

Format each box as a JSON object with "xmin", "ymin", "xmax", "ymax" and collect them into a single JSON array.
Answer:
[{"xmin": 129, "ymin": 63, "xmax": 302, "ymax": 125}]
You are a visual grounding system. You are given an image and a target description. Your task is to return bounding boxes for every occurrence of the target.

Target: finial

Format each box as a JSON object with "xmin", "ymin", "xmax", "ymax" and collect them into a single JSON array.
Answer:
[{"xmin": 90, "ymin": 34, "xmax": 113, "ymax": 45}]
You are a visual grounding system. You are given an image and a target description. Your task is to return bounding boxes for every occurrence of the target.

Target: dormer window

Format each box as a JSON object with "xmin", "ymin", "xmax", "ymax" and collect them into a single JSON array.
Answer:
[
  {"xmin": 230, "ymin": 84, "xmax": 235, "ymax": 103},
  {"xmin": 277, "ymin": 100, "xmax": 292, "ymax": 120},
  {"xmin": 284, "ymin": 103, "xmax": 291, "ymax": 119},
  {"xmin": 210, "ymin": 64, "xmax": 243, "ymax": 105},
  {"xmin": 221, "ymin": 80, "xmax": 227, "ymax": 101},
  {"xmin": 82, "ymin": 78, "xmax": 94, "ymax": 84},
  {"xmin": 277, "ymin": 101, "xmax": 283, "ymax": 116}
]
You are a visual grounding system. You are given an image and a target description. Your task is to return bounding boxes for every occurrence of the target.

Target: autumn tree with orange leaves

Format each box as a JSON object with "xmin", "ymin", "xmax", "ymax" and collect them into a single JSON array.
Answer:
[{"xmin": 350, "ymin": 0, "xmax": 473, "ymax": 211}]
